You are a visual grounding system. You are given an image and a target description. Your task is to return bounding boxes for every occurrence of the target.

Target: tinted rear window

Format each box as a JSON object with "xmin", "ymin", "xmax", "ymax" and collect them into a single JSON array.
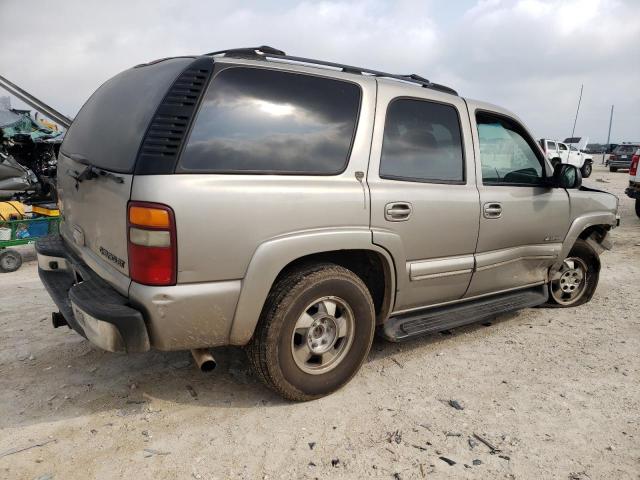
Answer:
[
  {"xmin": 614, "ymin": 145, "xmax": 639, "ymax": 154},
  {"xmin": 61, "ymin": 58, "xmax": 194, "ymax": 173},
  {"xmin": 380, "ymin": 99, "xmax": 464, "ymax": 183},
  {"xmin": 178, "ymin": 67, "xmax": 361, "ymax": 174}
]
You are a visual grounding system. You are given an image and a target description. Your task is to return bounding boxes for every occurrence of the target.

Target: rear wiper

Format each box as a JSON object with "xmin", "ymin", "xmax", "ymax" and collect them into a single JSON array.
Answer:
[{"xmin": 69, "ymin": 164, "xmax": 124, "ymax": 189}]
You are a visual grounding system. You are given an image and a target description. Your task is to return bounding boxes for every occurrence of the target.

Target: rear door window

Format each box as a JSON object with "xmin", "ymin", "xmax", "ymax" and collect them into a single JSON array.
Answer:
[
  {"xmin": 379, "ymin": 98, "xmax": 464, "ymax": 183},
  {"xmin": 547, "ymin": 141, "xmax": 556, "ymax": 149},
  {"xmin": 178, "ymin": 67, "xmax": 361, "ymax": 174}
]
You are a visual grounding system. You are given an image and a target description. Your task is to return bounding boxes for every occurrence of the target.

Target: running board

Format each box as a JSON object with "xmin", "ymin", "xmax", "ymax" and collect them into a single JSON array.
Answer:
[{"xmin": 382, "ymin": 285, "xmax": 548, "ymax": 342}]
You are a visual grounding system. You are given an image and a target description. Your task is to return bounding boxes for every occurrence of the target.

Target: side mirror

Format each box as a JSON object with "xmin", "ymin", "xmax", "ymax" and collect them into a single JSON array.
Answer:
[{"xmin": 552, "ymin": 163, "xmax": 582, "ymax": 189}]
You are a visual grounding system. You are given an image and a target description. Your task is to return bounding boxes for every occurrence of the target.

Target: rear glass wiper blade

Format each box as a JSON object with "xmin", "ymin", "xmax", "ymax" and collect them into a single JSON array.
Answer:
[{"xmin": 68, "ymin": 162, "xmax": 124, "ymax": 188}]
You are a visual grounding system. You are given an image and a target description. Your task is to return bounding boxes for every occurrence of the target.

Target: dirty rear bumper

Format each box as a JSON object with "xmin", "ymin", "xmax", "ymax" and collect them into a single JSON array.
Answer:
[{"xmin": 36, "ymin": 235, "xmax": 150, "ymax": 353}]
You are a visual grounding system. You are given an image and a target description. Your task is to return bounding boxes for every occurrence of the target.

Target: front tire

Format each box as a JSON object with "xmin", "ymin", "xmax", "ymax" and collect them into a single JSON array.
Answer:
[
  {"xmin": 247, "ymin": 263, "xmax": 375, "ymax": 401},
  {"xmin": 545, "ymin": 239, "xmax": 599, "ymax": 308},
  {"xmin": 635, "ymin": 199, "xmax": 640, "ymax": 218},
  {"xmin": 581, "ymin": 162, "xmax": 592, "ymax": 178}
]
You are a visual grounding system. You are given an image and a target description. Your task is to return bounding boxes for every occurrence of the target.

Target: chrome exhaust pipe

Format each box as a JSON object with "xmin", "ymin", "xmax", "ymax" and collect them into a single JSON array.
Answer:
[{"xmin": 190, "ymin": 348, "xmax": 217, "ymax": 372}]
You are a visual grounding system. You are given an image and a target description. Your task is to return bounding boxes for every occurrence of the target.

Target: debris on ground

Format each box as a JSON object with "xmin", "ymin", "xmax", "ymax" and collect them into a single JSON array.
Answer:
[
  {"xmin": 387, "ymin": 430, "xmax": 402, "ymax": 444},
  {"xmin": 390, "ymin": 357, "xmax": 404, "ymax": 368},
  {"xmin": 331, "ymin": 458, "xmax": 340, "ymax": 467},
  {"xmin": 439, "ymin": 456, "xmax": 456, "ymax": 466},
  {"xmin": 468, "ymin": 437, "xmax": 479, "ymax": 449},
  {"xmin": 186, "ymin": 385, "xmax": 198, "ymax": 399},
  {"xmin": 143, "ymin": 448, "xmax": 170, "ymax": 457},
  {"xmin": 449, "ymin": 399, "xmax": 464, "ymax": 410},
  {"xmin": 0, "ymin": 438, "xmax": 56, "ymax": 459},
  {"xmin": 308, "ymin": 442, "xmax": 315, "ymax": 450},
  {"xmin": 472, "ymin": 459, "xmax": 482, "ymax": 466},
  {"xmin": 473, "ymin": 433, "xmax": 501, "ymax": 453}
]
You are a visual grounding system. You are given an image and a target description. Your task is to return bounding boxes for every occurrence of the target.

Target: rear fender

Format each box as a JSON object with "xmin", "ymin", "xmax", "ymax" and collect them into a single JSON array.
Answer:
[{"xmin": 228, "ymin": 228, "xmax": 395, "ymax": 345}]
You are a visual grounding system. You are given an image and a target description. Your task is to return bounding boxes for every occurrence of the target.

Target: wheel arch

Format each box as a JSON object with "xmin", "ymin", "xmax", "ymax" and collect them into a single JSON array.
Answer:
[
  {"xmin": 553, "ymin": 213, "xmax": 615, "ymax": 270},
  {"xmin": 229, "ymin": 229, "xmax": 396, "ymax": 345}
]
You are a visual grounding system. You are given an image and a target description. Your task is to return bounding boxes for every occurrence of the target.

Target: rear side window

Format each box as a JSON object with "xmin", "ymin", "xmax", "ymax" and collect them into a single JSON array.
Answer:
[
  {"xmin": 379, "ymin": 99, "xmax": 464, "ymax": 183},
  {"xmin": 559, "ymin": 143, "xmax": 567, "ymax": 150},
  {"xmin": 547, "ymin": 141, "xmax": 556, "ymax": 149},
  {"xmin": 61, "ymin": 57, "xmax": 194, "ymax": 173},
  {"xmin": 178, "ymin": 67, "xmax": 361, "ymax": 174}
]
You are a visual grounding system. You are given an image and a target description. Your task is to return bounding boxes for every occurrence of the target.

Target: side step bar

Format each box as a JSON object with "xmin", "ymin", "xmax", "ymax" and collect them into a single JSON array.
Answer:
[{"xmin": 382, "ymin": 285, "xmax": 548, "ymax": 342}]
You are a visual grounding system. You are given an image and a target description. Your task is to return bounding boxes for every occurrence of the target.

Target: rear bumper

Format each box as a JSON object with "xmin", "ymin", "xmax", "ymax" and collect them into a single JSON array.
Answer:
[
  {"xmin": 36, "ymin": 235, "xmax": 150, "ymax": 353},
  {"xmin": 610, "ymin": 160, "xmax": 631, "ymax": 169}
]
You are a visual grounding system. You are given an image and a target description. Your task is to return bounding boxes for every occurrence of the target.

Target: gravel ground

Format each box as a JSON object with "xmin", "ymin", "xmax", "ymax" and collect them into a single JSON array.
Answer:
[{"xmin": 1, "ymin": 164, "xmax": 638, "ymax": 480}]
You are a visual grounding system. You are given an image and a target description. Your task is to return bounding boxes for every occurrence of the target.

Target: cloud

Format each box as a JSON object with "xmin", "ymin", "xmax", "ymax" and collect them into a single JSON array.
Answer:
[{"xmin": 0, "ymin": 0, "xmax": 637, "ymax": 141}]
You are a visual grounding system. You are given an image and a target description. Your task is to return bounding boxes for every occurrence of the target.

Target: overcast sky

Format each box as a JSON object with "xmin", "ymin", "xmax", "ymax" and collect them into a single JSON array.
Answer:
[{"xmin": 1, "ymin": 0, "xmax": 638, "ymax": 142}]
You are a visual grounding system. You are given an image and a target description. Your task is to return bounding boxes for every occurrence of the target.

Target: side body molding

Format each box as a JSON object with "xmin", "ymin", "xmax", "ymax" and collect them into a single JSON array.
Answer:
[
  {"xmin": 229, "ymin": 228, "xmax": 397, "ymax": 345},
  {"xmin": 553, "ymin": 212, "xmax": 617, "ymax": 269}
]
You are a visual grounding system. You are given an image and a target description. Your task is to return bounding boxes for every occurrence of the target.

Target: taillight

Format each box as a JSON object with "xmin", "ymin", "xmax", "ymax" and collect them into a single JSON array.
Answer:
[
  {"xmin": 609, "ymin": 154, "xmax": 616, "ymax": 161},
  {"xmin": 630, "ymin": 155, "xmax": 639, "ymax": 176},
  {"xmin": 127, "ymin": 202, "xmax": 177, "ymax": 286}
]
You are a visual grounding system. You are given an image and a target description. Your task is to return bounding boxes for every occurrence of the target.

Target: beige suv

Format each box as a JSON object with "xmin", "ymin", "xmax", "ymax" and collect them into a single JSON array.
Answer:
[{"xmin": 36, "ymin": 47, "xmax": 619, "ymax": 400}]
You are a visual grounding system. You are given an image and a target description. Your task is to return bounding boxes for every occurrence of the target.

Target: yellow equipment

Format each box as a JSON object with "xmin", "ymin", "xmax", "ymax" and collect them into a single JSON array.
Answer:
[{"xmin": 0, "ymin": 201, "xmax": 26, "ymax": 221}]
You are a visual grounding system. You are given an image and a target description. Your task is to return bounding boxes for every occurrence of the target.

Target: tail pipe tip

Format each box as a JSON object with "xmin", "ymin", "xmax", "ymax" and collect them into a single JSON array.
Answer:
[{"xmin": 190, "ymin": 348, "xmax": 217, "ymax": 372}]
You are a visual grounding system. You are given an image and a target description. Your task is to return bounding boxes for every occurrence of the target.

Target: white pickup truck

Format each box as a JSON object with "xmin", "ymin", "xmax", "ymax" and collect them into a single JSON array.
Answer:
[
  {"xmin": 539, "ymin": 137, "xmax": 593, "ymax": 178},
  {"xmin": 624, "ymin": 148, "xmax": 640, "ymax": 218}
]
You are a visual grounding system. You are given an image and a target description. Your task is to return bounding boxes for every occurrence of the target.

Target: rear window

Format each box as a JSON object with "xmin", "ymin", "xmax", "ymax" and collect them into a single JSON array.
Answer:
[
  {"xmin": 614, "ymin": 145, "xmax": 639, "ymax": 154},
  {"xmin": 61, "ymin": 57, "xmax": 194, "ymax": 173},
  {"xmin": 178, "ymin": 67, "xmax": 361, "ymax": 174}
]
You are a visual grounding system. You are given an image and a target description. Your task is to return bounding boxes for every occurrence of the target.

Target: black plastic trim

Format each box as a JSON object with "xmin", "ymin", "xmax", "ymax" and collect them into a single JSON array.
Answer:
[
  {"xmin": 203, "ymin": 46, "xmax": 458, "ymax": 96},
  {"xmin": 382, "ymin": 285, "xmax": 548, "ymax": 342},
  {"xmin": 35, "ymin": 235, "xmax": 149, "ymax": 353},
  {"xmin": 134, "ymin": 56, "xmax": 215, "ymax": 175}
]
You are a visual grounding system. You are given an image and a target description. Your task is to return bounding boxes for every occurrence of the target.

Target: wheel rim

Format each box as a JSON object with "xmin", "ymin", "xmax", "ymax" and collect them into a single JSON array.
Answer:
[
  {"xmin": 550, "ymin": 257, "xmax": 589, "ymax": 305},
  {"xmin": 1, "ymin": 254, "xmax": 18, "ymax": 271},
  {"xmin": 584, "ymin": 164, "xmax": 591, "ymax": 175},
  {"xmin": 291, "ymin": 296, "xmax": 355, "ymax": 375}
]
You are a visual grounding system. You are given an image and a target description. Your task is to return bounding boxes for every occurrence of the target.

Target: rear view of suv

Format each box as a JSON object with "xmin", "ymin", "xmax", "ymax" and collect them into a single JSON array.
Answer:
[
  {"xmin": 609, "ymin": 143, "xmax": 640, "ymax": 172},
  {"xmin": 36, "ymin": 47, "xmax": 618, "ymax": 400}
]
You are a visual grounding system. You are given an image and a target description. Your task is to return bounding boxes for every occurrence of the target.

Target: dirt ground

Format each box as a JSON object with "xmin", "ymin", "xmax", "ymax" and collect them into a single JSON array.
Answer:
[{"xmin": 1, "ymin": 164, "xmax": 638, "ymax": 480}]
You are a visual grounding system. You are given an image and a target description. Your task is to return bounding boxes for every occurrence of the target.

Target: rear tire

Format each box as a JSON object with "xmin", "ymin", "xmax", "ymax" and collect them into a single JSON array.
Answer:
[
  {"xmin": 635, "ymin": 199, "xmax": 640, "ymax": 218},
  {"xmin": 580, "ymin": 162, "xmax": 592, "ymax": 178},
  {"xmin": 544, "ymin": 239, "xmax": 599, "ymax": 308},
  {"xmin": 609, "ymin": 166, "xmax": 618, "ymax": 172},
  {"xmin": 246, "ymin": 263, "xmax": 375, "ymax": 401},
  {"xmin": 0, "ymin": 249, "xmax": 23, "ymax": 273}
]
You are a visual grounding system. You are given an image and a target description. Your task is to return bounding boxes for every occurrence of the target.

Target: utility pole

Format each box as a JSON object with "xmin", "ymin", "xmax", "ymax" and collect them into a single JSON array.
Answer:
[
  {"xmin": 605, "ymin": 105, "xmax": 614, "ymax": 145},
  {"xmin": 571, "ymin": 84, "xmax": 583, "ymax": 138},
  {"xmin": 603, "ymin": 104, "xmax": 614, "ymax": 164}
]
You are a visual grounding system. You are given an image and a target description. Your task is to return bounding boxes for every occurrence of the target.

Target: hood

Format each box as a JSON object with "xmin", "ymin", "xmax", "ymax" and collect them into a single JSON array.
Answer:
[{"xmin": 564, "ymin": 136, "xmax": 589, "ymax": 151}]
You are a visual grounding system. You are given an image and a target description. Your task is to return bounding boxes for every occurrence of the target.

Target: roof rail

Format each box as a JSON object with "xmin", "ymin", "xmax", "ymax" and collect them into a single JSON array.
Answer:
[{"xmin": 204, "ymin": 46, "xmax": 458, "ymax": 96}]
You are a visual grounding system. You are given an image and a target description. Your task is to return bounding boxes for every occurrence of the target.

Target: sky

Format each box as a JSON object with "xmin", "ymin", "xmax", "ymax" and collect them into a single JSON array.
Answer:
[{"xmin": 1, "ymin": 0, "xmax": 638, "ymax": 143}]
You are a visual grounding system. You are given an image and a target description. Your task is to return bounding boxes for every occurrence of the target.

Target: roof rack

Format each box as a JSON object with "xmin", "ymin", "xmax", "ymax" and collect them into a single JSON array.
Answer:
[{"xmin": 204, "ymin": 46, "xmax": 458, "ymax": 96}]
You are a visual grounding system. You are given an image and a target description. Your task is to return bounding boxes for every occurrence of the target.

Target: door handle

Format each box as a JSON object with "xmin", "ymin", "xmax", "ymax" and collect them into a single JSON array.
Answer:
[
  {"xmin": 385, "ymin": 202, "xmax": 412, "ymax": 221},
  {"xmin": 483, "ymin": 202, "xmax": 502, "ymax": 219}
]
